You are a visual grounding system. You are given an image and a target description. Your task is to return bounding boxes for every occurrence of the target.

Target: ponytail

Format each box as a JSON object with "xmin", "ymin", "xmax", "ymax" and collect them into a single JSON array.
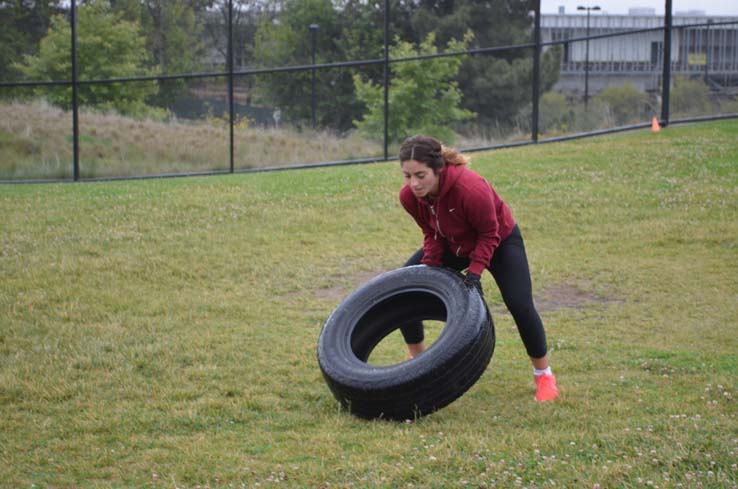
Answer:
[{"xmin": 441, "ymin": 145, "xmax": 470, "ymax": 167}]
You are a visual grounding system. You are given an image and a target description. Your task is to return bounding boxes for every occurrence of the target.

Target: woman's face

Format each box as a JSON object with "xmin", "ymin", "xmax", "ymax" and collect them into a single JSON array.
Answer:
[{"xmin": 402, "ymin": 159, "xmax": 440, "ymax": 200}]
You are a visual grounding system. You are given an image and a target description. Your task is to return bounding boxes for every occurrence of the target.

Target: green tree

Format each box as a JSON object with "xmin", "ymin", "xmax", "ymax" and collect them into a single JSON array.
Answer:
[
  {"xmin": 593, "ymin": 82, "xmax": 651, "ymax": 126},
  {"xmin": 250, "ymin": 0, "xmax": 551, "ymax": 133},
  {"xmin": 17, "ymin": 0, "xmax": 159, "ymax": 116},
  {"xmin": 112, "ymin": 0, "xmax": 209, "ymax": 107},
  {"xmin": 405, "ymin": 0, "xmax": 561, "ymax": 127},
  {"xmin": 353, "ymin": 32, "xmax": 474, "ymax": 144},
  {"xmin": 0, "ymin": 0, "xmax": 64, "ymax": 83},
  {"xmin": 252, "ymin": 0, "xmax": 381, "ymax": 130},
  {"xmin": 202, "ymin": 0, "xmax": 268, "ymax": 69}
]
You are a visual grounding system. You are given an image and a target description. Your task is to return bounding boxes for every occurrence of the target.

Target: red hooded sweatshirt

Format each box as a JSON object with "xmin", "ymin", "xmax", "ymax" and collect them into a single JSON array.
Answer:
[{"xmin": 400, "ymin": 163, "xmax": 516, "ymax": 276}]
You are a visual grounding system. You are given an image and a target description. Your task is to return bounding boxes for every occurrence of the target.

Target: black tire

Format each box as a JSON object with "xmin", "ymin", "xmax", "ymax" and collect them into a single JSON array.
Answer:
[{"xmin": 317, "ymin": 265, "xmax": 495, "ymax": 420}]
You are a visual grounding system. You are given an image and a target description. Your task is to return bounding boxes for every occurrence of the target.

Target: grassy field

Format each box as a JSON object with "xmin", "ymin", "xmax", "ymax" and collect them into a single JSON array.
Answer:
[{"xmin": 1, "ymin": 120, "xmax": 737, "ymax": 488}]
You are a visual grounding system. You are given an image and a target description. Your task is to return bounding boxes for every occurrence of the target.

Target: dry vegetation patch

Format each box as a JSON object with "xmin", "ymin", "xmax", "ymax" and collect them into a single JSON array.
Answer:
[
  {"xmin": 0, "ymin": 100, "xmax": 379, "ymax": 179},
  {"xmin": 537, "ymin": 281, "xmax": 623, "ymax": 313}
]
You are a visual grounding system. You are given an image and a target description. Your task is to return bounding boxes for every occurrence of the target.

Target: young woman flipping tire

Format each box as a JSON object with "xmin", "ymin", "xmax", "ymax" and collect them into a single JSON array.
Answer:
[{"xmin": 398, "ymin": 134, "xmax": 558, "ymax": 402}]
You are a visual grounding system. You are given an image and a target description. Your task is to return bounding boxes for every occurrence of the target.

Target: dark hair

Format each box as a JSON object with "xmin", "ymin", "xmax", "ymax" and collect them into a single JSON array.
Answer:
[{"xmin": 399, "ymin": 135, "xmax": 469, "ymax": 173}]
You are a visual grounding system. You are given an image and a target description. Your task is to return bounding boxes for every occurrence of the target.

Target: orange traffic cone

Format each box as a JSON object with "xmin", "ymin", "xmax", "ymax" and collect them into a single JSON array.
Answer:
[{"xmin": 651, "ymin": 117, "xmax": 661, "ymax": 132}]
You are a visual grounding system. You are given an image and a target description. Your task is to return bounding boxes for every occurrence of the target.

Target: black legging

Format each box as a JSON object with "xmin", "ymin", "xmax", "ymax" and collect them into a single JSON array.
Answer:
[{"xmin": 400, "ymin": 224, "xmax": 548, "ymax": 359}]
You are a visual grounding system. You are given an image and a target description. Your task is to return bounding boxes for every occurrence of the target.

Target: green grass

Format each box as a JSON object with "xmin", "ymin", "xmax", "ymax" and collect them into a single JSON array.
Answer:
[{"xmin": 1, "ymin": 120, "xmax": 737, "ymax": 487}]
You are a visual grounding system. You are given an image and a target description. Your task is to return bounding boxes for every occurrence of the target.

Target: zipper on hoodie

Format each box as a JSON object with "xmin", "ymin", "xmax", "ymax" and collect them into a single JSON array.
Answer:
[
  {"xmin": 430, "ymin": 205, "xmax": 446, "ymax": 240},
  {"xmin": 430, "ymin": 204, "xmax": 462, "ymax": 256}
]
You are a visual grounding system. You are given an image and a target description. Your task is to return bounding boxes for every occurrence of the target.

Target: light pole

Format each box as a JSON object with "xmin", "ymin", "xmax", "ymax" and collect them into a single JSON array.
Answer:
[
  {"xmin": 577, "ymin": 5, "xmax": 600, "ymax": 108},
  {"xmin": 309, "ymin": 24, "xmax": 320, "ymax": 128}
]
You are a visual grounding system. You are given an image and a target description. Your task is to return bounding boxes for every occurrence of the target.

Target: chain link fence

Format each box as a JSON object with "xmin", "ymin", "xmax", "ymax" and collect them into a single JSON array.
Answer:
[{"xmin": 1, "ymin": 0, "xmax": 736, "ymax": 182}]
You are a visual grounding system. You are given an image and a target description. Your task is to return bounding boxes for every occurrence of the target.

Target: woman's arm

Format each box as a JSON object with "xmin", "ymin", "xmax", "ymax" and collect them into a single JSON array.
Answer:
[{"xmin": 463, "ymin": 185, "xmax": 502, "ymax": 275}]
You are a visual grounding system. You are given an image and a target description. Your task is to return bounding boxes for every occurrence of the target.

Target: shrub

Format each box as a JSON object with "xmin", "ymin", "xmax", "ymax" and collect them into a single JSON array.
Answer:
[
  {"xmin": 671, "ymin": 76, "xmax": 714, "ymax": 117},
  {"xmin": 593, "ymin": 82, "xmax": 651, "ymax": 126},
  {"xmin": 353, "ymin": 32, "xmax": 475, "ymax": 145},
  {"xmin": 539, "ymin": 92, "xmax": 575, "ymax": 134}
]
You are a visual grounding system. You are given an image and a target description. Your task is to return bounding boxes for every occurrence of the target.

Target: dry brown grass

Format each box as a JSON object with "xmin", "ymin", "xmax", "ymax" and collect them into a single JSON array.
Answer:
[{"xmin": 0, "ymin": 100, "xmax": 381, "ymax": 179}]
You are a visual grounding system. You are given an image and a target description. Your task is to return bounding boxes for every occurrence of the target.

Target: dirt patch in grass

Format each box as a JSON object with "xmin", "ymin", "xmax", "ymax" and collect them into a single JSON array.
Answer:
[
  {"xmin": 536, "ymin": 281, "xmax": 623, "ymax": 312},
  {"xmin": 316, "ymin": 274, "xmax": 622, "ymax": 313},
  {"xmin": 313, "ymin": 269, "xmax": 386, "ymax": 301}
]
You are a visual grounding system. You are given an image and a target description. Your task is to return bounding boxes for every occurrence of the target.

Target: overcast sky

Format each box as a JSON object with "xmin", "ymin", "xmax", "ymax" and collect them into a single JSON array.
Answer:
[{"xmin": 541, "ymin": 0, "xmax": 738, "ymax": 16}]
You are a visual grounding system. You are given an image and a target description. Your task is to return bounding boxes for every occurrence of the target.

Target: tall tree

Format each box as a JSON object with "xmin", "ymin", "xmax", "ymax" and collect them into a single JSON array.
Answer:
[
  {"xmin": 251, "ymin": 0, "xmax": 558, "ymax": 132},
  {"xmin": 112, "ymin": 0, "xmax": 210, "ymax": 106},
  {"xmin": 0, "ymin": 0, "xmax": 64, "ymax": 83},
  {"xmin": 407, "ymin": 0, "xmax": 561, "ymax": 126},
  {"xmin": 139, "ymin": 0, "xmax": 208, "ymax": 73},
  {"xmin": 202, "ymin": 0, "xmax": 271, "ymax": 70},
  {"xmin": 17, "ymin": 0, "xmax": 159, "ymax": 115},
  {"xmin": 252, "ymin": 0, "xmax": 384, "ymax": 130},
  {"xmin": 354, "ymin": 32, "xmax": 474, "ymax": 144}
]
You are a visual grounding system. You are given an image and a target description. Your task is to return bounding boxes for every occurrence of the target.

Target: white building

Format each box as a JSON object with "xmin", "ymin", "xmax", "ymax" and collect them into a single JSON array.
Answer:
[{"xmin": 541, "ymin": 7, "xmax": 738, "ymax": 94}]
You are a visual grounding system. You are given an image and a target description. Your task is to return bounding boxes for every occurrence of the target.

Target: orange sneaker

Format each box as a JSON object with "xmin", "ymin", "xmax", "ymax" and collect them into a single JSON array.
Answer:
[{"xmin": 534, "ymin": 373, "xmax": 558, "ymax": 402}]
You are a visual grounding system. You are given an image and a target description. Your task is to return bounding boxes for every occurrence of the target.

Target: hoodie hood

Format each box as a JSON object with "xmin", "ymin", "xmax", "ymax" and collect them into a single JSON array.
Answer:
[
  {"xmin": 436, "ymin": 164, "xmax": 465, "ymax": 201},
  {"xmin": 417, "ymin": 164, "xmax": 465, "ymax": 205}
]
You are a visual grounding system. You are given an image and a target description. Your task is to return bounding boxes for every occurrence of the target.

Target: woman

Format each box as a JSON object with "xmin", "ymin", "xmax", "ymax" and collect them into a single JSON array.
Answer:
[{"xmin": 398, "ymin": 135, "xmax": 558, "ymax": 402}]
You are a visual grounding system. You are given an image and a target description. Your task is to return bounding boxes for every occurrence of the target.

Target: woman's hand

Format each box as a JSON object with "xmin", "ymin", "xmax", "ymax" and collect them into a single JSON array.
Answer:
[{"xmin": 464, "ymin": 272, "xmax": 483, "ymax": 297}]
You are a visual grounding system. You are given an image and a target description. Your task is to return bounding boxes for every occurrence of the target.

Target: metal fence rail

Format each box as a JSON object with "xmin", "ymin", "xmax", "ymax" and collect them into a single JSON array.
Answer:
[{"xmin": 1, "ymin": 0, "xmax": 737, "ymax": 183}]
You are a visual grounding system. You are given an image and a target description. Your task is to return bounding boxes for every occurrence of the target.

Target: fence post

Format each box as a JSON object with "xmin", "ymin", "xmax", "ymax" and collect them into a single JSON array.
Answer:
[
  {"xmin": 383, "ymin": 0, "xmax": 390, "ymax": 160},
  {"xmin": 71, "ymin": 0, "xmax": 80, "ymax": 181},
  {"xmin": 531, "ymin": 0, "xmax": 541, "ymax": 143},
  {"xmin": 310, "ymin": 24, "xmax": 319, "ymax": 128},
  {"xmin": 660, "ymin": 0, "xmax": 672, "ymax": 126},
  {"xmin": 228, "ymin": 0, "xmax": 235, "ymax": 173}
]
